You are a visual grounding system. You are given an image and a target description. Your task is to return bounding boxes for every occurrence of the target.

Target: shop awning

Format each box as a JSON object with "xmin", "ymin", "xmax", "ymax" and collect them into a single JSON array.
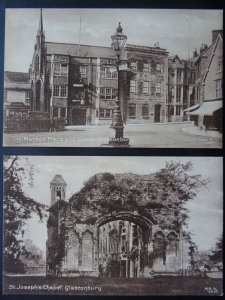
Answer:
[
  {"xmin": 188, "ymin": 100, "xmax": 222, "ymax": 116},
  {"xmin": 183, "ymin": 104, "xmax": 200, "ymax": 113}
]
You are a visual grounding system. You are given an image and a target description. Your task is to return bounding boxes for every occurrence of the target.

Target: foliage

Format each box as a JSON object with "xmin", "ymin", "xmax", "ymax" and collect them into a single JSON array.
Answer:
[
  {"xmin": 68, "ymin": 161, "xmax": 207, "ymax": 231},
  {"xmin": 3, "ymin": 156, "xmax": 47, "ymax": 273},
  {"xmin": 208, "ymin": 234, "xmax": 223, "ymax": 265}
]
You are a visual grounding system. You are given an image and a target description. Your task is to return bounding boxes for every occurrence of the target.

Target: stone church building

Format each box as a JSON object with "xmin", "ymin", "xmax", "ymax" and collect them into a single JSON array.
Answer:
[
  {"xmin": 46, "ymin": 174, "xmax": 191, "ymax": 278},
  {"xmin": 29, "ymin": 10, "xmax": 168, "ymax": 126}
]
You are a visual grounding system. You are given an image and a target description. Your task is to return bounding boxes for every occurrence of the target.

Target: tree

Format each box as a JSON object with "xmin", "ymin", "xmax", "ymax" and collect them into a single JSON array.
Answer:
[
  {"xmin": 208, "ymin": 234, "xmax": 223, "ymax": 265},
  {"xmin": 69, "ymin": 161, "xmax": 208, "ymax": 232},
  {"xmin": 3, "ymin": 156, "xmax": 47, "ymax": 273}
]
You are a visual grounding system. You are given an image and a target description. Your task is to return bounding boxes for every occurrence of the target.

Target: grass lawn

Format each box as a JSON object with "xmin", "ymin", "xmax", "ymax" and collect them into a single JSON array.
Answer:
[{"xmin": 3, "ymin": 275, "xmax": 223, "ymax": 296}]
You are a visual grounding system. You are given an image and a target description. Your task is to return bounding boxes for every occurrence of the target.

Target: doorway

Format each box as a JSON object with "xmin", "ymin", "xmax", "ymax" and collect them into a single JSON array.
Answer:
[
  {"xmin": 72, "ymin": 108, "xmax": 87, "ymax": 125},
  {"xmin": 154, "ymin": 104, "xmax": 161, "ymax": 122}
]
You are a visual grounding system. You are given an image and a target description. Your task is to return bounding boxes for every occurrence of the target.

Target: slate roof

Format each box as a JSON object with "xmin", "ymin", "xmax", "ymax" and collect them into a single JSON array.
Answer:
[
  {"xmin": 46, "ymin": 42, "xmax": 115, "ymax": 59},
  {"xmin": 50, "ymin": 174, "xmax": 67, "ymax": 185},
  {"xmin": 4, "ymin": 71, "xmax": 30, "ymax": 83}
]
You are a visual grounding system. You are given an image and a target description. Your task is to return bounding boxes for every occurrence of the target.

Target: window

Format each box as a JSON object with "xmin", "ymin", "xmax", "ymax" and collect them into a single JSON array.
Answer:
[
  {"xmin": 4, "ymin": 90, "xmax": 7, "ymax": 101},
  {"xmin": 53, "ymin": 85, "xmax": 68, "ymax": 98},
  {"xmin": 156, "ymin": 82, "xmax": 161, "ymax": 95},
  {"xmin": 61, "ymin": 86, "xmax": 67, "ymax": 97},
  {"xmin": 100, "ymin": 88, "xmax": 117, "ymax": 99},
  {"xmin": 100, "ymin": 66, "xmax": 117, "ymax": 79},
  {"xmin": 53, "ymin": 85, "xmax": 60, "ymax": 97},
  {"xmin": 138, "ymin": 82, "xmax": 143, "ymax": 94},
  {"xmin": 26, "ymin": 91, "xmax": 30, "ymax": 99},
  {"xmin": 53, "ymin": 107, "xmax": 58, "ymax": 118},
  {"xmin": 99, "ymin": 109, "xmax": 112, "ymax": 119},
  {"xmin": 130, "ymin": 62, "xmax": 137, "ymax": 71},
  {"xmin": 130, "ymin": 80, "xmax": 136, "ymax": 93},
  {"xmin": 143, "ymin": 63, "xmax": 149, "ymax": 73},
  {"xmin": 216, "ymin": 79, "xmax": 222, "ymax": 98},
  {"xmin": 156, "ymin": 63, "xmax": 163, "ymax": 74},
  {"xmin": 54, "ymin": 63, "xmax": 68, "ymax": 76},
  {"xmin": 143, "ymin": 81, "xmax": 149, "ymax": 94},
  {"xmin": 142, "ymin": 104, "xmax": 149, "ymax": 119},
  {"xmin": 80, "ymin": 66, "xmax": 87, "ymax": 79},
  {"xmin": 61, "ymin": 108, "xmax": 66, "ymax": 118},
  {"xmin": 217, "ymin": 56, "xmax": 223, "ymax": 73},
  {"xmin": 129, "ymin": 104, "xmax": 136, "ymax": 118},
  {"xmin": 176, "ymin": 106, "xmax": 181, "ymax": 116},
  {"xmin": 176, "ymin": 86, "xmax": 181, "ymax": 102},
  {"xmin": 177, "ymin": 70, "xmax": 182, "ymax": 83}
]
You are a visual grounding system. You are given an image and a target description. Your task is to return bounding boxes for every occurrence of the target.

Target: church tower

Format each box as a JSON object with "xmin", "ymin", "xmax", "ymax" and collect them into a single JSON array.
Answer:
[
  {"xmin": 50, "ymin": 174, "xmax": 67, "ymax": 206},
  {"xmin": 30, "ymin": 8, "xmax": 47, "ymax": 113}
]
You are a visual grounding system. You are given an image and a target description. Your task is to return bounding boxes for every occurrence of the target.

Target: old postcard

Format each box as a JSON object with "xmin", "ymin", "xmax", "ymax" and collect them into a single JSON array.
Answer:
[
  {"xmin": 3, "ymin": 156, "xmax": 223, "ymax": 295},
  {"xmin": 3, "ymin": 9, "xmax": 223, "ymax": 148}
]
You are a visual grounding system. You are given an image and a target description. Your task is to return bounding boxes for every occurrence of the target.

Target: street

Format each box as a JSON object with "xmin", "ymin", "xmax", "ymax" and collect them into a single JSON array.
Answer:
[{"xmin": 4, "ymin": 123, "xmax": 222, "ymax": 148}]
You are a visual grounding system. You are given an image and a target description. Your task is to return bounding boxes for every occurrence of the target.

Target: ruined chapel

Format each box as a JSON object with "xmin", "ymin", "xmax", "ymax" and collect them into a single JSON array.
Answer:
[{"xmin": 46, "ymin": 173, "xmax": 191, "ymax": 278}]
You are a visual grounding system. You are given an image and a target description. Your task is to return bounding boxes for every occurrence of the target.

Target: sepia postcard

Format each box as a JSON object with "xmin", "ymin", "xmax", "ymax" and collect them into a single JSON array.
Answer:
[
  {"xmin": 3, "ymin": 8, "xmax": 223, "ymax": 148},
  {"xmin": 3, "ymin": 156, "xmax": 223, "ymax": 295}
]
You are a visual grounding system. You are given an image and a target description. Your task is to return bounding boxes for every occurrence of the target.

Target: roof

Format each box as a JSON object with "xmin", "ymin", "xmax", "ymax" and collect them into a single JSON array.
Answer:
[
  {"xmin": 46, "ymin": 42, "xmax": 115, "ymax": 59},
  {"xmin": 4, "ymin": 71, "xmax": 30, "ymax": 83},
  {"xmin": 202, "ymin": 34, "xmax": 223, "ymax": 85},
  {"xmin": 50, "ymin": 174, "xmax": 67, "ymax": 185}
]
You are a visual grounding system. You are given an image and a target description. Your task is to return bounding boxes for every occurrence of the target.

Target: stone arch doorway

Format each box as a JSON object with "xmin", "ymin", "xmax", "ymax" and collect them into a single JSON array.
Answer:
[{"xmin": 96, "ymin": 212, "xmax": 153, "ymax": 278}]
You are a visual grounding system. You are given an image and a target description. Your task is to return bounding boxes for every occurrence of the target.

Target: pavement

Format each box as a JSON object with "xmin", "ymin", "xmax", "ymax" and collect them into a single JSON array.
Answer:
[
  {"xmin": 3, "ymin": 122, "xmax": 222, "ymax": 148},
  {"xmin": 181, "ymin": 126, "xmax": 222, "ymax": 140}
]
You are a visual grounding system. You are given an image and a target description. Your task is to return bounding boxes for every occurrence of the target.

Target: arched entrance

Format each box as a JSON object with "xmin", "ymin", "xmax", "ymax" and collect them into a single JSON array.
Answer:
[{"xmin": 96, "ymin": 212, "xmax": 153, "ymax": 278}]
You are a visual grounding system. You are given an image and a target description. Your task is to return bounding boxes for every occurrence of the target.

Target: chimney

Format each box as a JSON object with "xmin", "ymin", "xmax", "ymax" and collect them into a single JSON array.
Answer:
[
  {"xmin": 212, "ymin": 30, "xmax": 223, "ymax": 44},
  {"xmin": 154, "ymin": 42, "xmax": 159, "ymax": 48},
  {"xmin": 193, "ymin": 48, "xmax": 198, "ymax": 58}
]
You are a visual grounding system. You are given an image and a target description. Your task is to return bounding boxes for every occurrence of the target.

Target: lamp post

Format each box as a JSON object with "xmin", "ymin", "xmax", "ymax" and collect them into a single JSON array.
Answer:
[{"xmin": 109, "ymin": 22, "xmax": 129, "ymax": 146}]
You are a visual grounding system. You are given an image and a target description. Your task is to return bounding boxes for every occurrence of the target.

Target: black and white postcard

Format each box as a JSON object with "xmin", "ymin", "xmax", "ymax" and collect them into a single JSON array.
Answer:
[
  {"xmin": 3, "ymin": 156, "xmax": 223, "ymax": 295},
  {"xmin": 3, "ymin": 9, "xmax": 223, "ymax": 148}
]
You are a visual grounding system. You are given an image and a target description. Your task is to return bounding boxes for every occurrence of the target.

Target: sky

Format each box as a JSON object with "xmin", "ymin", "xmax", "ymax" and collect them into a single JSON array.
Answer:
[
  {"xmin": 4, "ymin": 9, "xmax": 223, "ymax": 72},
  {"xmin": 18, "ymin": 156, "xmax": 223, "ymax": 255}
]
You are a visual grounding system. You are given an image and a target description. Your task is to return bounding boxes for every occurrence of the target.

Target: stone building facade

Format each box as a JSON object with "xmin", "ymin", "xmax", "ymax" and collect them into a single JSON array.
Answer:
[
  {"xmin": 46, "ymin": 175, "xmax": 191, "ymax": 278},
  {"xmin": 29, "ymin": 10, "xmax": 168, "ymax": 126}
]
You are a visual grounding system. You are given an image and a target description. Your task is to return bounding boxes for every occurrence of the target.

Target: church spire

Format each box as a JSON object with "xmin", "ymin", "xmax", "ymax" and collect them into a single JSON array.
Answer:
[{"xmin": 37, "ymin": 8, "xmax": 44, "ymax": 37}]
